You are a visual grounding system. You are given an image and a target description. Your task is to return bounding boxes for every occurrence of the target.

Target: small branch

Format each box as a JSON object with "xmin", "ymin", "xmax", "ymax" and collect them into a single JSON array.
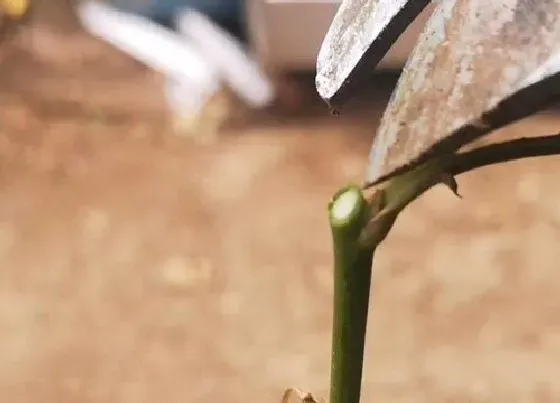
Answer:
[
  {"xmin": 449, "ymin": 133, "xmax": 560, "ymax": 176},
  {"xmin": 359, "ymin": 132, "xmax": 560, "ymax": 249},
  {"xmin": 363, "ymin": 133, "xmax": 560, "ymax": 191}
]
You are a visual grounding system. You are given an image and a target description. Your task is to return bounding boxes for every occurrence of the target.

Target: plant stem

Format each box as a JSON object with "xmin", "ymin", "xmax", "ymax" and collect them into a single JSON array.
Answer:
[
  {"xmin": 328, "ymin": 185, "xmax": 375, "ymax": 403},
  {"xmin": 449, "ymin": 133, "xmax": 560, "ymax": 176}
]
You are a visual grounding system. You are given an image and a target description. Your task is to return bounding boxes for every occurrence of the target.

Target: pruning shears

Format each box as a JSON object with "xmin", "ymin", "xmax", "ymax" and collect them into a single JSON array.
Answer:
[{"xmin": 316, "ymin": 0, "xmax": 560, "ymax": 188}]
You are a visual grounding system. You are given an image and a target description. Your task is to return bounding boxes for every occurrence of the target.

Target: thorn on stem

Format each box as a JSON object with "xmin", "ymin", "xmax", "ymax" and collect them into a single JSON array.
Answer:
[{"xmin": 440, "ymin": 172, "xmax": 462, "ymax": 198}]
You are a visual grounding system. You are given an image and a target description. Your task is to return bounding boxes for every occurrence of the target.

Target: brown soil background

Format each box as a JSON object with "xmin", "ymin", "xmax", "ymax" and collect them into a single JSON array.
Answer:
[{"xmin": 2, "ymin": 9, "xmax": 560, "ymax": 403}]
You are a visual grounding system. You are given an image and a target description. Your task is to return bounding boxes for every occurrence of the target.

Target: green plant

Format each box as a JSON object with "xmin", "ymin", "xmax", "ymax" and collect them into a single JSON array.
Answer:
[{"xmin": 285, "ymin": 1, "xmax": 560, "ymax": 403}]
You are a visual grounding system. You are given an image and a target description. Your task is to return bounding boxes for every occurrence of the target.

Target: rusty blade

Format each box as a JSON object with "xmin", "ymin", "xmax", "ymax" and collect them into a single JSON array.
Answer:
[
  {"xmin": 366, "ymin": 0, "xmax": 560, "ymax": 186},
  {"xmin": 315, "ymin": 0, "xmax": 434, "ymax": 110}
]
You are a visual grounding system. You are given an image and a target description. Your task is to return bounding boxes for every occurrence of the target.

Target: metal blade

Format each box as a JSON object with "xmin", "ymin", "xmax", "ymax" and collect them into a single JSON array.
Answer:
[
  {"xmin": 366, "ymin": 0, "xmax": 560, "ymax": 186},
  {"xmin": 315, "ymin": 0, "xmax": 434, "ymax": 110}
]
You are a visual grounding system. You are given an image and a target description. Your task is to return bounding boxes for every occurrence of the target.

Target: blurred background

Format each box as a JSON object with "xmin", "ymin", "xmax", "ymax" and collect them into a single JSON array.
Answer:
[{"xmin": 1, "ymin": 1, "xmax": 560, "ymax": 403}]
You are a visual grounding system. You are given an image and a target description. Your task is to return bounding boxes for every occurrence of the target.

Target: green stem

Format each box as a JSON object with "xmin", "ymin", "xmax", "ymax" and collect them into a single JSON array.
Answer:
[{"xmin": 328, "ymin": 185, "xmax": 375, "ymax": 403}]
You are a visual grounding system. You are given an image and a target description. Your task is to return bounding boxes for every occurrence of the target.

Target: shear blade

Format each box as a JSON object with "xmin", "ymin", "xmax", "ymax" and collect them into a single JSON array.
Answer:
[
  {"xmin": 315, "ymin": 0, "xmax": 434, "ymax": 109},
  {"xmin": 365, "ymin": 0, "xmax": 560, "ymax": 186}
]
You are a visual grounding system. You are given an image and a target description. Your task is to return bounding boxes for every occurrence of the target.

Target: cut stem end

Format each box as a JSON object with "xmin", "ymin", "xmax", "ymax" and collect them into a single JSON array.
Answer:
[{"xmin": 328, "ymin": 186, "xmax": 367, "ymax": 228}]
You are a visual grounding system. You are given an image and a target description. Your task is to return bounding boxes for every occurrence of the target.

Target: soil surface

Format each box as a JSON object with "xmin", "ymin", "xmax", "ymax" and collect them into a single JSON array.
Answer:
[{"xmin": 2, "ymin": 20, "xmax": 560, "ymax": 403}]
